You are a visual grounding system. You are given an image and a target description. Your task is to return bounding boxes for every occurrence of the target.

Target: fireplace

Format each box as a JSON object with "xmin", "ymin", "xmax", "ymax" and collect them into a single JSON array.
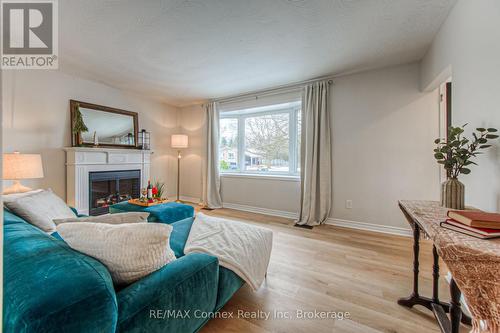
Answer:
[{"xmin": 89, "ymin": 170, "xmax": 140, "ymax": 215}]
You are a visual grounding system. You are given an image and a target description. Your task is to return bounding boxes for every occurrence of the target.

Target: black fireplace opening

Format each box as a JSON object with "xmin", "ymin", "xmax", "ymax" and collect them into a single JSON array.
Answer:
[{"xmin": 89, "ymin": 170, "xmax": 140, "ymax": 215}]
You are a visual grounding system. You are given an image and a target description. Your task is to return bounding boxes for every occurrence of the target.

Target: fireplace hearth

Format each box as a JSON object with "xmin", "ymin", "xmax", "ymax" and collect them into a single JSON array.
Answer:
[{"xmin": 89, "ymin": 170, "xmax": 140, "ymax": 215}]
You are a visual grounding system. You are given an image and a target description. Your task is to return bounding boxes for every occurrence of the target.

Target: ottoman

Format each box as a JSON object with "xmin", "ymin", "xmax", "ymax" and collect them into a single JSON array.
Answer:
[{"xmin": 109, "ymin": 201, "xmax": 195, "ymax": 224}]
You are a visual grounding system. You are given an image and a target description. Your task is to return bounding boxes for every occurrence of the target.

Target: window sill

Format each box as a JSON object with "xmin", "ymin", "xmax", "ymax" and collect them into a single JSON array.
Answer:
[{"xmin": 220, "ymin": 173, "xmax": 300, "ymax": 182}]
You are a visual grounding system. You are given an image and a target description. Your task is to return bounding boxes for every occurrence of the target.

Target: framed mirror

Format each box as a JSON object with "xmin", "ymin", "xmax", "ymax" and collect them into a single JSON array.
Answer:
[{"xmin": 70, "ymin": 100, "xmax": 139, "ymax": 148}]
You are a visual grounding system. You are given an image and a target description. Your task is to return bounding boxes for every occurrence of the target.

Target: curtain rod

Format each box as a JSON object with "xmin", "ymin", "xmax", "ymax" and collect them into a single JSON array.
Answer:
[{"xmin": 207, "ymin": 75, "xmax": 335, "ymax": 106}]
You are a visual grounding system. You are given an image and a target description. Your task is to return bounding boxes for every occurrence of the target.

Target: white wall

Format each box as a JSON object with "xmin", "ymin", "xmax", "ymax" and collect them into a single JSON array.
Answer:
[
  {"xmin": 220, "ymin": 175, "xmax": 300, "ymax": 215},
  {"xmin": 2, "ymin": 70, "xmax": 179, "ymax": 200},
  {"xmin": 1, "ymin": 63, "xmax": 442, "ymax": 230},
  {"xmin": 177, "ymin": 104, "xmax": 205, "ymax": 202},
  {"xmin": 179, "ymin": 63, "xmax": 440, "ymax": 229},
  {"xmin": 420, "ymin": 0, "xmax": 500, "ymax": 212},
  {"xmin": 332, "ymin": 63, "xmax": 440, "ymax": 228}
]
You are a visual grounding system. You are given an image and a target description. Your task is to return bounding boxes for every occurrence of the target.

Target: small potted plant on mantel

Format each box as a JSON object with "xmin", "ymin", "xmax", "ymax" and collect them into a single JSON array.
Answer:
[
  {"xmin": 72, "ymin": 108, "xmax": 88, "ymax": 146},
  {"xmin": 434, "ymin": 125, "xmax": 499, "ymax": 210}
]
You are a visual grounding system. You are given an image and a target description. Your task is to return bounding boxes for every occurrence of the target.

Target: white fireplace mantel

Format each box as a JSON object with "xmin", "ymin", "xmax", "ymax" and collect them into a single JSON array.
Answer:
[{"xmin": 64, "ymin": 147, "xmax": 152, "ymax": 214}]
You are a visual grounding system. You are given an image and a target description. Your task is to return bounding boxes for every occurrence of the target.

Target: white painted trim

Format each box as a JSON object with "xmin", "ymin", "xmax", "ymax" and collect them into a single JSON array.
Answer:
[
  {"xmin": 65, "ymin": 148, "xmax": 151, "ymax": 215},
  {"xmin": 64, "ymin": 147, "xmax": 153, "ymax": 154},
  {"xmin": 179, "ymin": 196, "xmax": 202, "ymax": 204},
  {"xmin": 221, "ymin": 173, "xmax": 300, "ymax": 182},
  {"xmin": 180, "ymin": 198, "xmax": 410, "ymax": 237},
  {"xmin": 222, "ymin": 202, "xmax": 299, "ymax": 220},
  {"xmin": 325, "ymin": 218, "xmax": 412, "ymax": 237}
]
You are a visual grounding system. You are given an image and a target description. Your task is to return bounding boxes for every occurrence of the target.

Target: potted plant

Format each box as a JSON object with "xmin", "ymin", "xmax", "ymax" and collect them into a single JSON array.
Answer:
[
  {"xmin": 153, "ymin": 180, "xmax": 166, "ymax": 200},
  {"xmin": 72, "ymin": 108, "xmax": 88, "ymax": 146},
  {"xmin": 434, "ymin": 125, "xmax": 498, "ymax": 209}
]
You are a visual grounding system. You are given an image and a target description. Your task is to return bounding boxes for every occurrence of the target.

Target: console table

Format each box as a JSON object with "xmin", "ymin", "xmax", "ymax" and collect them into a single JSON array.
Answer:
[{"xmin": 398, "ymin": 201, "xmax": 500, "ymax": 333}]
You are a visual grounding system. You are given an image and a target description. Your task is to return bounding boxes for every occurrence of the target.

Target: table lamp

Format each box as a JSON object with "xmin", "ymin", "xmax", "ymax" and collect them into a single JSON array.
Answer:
[
  {"xmin": 171, "ymin": 134, "xmax": 189, "ymax": 202},
  {"xmin": 3, "ymin": 152, "xmax": 44, "ymax": 194}
]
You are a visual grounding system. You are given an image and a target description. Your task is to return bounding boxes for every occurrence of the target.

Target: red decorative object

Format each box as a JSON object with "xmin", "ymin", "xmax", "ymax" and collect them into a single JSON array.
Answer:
[{"xmin": 152, "ymin": 187, "xmax": 158, "ymax": 196}]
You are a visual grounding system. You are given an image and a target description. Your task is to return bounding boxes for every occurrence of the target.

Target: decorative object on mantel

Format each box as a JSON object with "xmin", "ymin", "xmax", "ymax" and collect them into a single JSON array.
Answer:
[
  {"xmin": 127, "ymin": 133, "xmax": 134, "ymax": 146},
  {"xmin": 138, "ymin": 129, "xmax": 151, "ymax": 150},
  {"xmin": 70, "ymin": 100, "xmax": 139, "ymax": 149},
  {"xmin": 72, "ymin": 106, "xmax": 89, "ymax": 146},
  {"xmin": 2, "ymin": 152, "xmax": 44, "ymax": 194},
  {"xmin": 433, "ymin": 125, "xmax": 498, "ymax": 209},
  {"xmin": 171, "ymin": 134, "xmax": 189, "ymax": 203},
  {"xmin": 93, "ymin": 131, "xmax": 99, "ymax": 147}
]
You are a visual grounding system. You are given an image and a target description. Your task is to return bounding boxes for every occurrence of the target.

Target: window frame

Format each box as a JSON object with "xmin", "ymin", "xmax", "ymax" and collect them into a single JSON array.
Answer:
[{"xmin": 219, "ymin": 104, "xmax": 301, "ymax": 177}]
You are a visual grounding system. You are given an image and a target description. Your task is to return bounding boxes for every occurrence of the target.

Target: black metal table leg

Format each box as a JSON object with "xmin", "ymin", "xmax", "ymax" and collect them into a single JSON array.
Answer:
[
  {"xmin": 431, "ymin": 243, "xmax": 472, "ymax": 327},
  {"xmin": 413, "ymin": 224, "xmax": 420, "ymax": 297},
  {"xmin": 397, "ymin": 223, "xmax": 448, "ymax": 311},
  {"xmin": 398, "ymin": 223, "xmax": 427, "ymax": 308},
  {"xmin": 450, "ymin": 278, "xmax": 462, "ymax": 333},
  {"xmin": 398, "ymin": 203, "xmax": 471, "ymax": 332},
  {"xmin": 433, "ymin": 245, "xmax": 440, "ymax": 303}
]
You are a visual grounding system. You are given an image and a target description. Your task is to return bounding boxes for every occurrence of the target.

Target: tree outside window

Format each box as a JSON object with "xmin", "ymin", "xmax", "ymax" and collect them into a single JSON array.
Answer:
[{"xmin": 219, "ymin": 102, "xmax": 301, "ymax": 176}]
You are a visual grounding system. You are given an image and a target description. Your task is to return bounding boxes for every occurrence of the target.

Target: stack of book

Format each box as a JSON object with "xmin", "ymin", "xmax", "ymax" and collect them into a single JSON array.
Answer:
[{"xmin": 440, "ymin": 210, "xmax": 500, "ymax": 239}]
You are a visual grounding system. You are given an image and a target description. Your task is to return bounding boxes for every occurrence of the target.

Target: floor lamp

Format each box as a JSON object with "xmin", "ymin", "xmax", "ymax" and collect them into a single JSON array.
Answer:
[{"xmin": 171, "ymin": 134, "xmax": 188, "ymax": 202}]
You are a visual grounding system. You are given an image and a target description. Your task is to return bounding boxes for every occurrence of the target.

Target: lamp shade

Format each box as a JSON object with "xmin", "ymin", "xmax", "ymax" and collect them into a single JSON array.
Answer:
[
  {"xmin": 3, "ymin": 152, "xmax": 44, "ymax": 180},
  {"xmin": 171, "ymin": 134, "xmax": 189, "ymax": 149}
]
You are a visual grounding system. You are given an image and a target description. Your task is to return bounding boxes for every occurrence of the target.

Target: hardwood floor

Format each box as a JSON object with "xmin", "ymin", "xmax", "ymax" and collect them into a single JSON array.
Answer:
[{"xmin": 193, "ymin": 207, "xmax": 469, "ymax": 333}]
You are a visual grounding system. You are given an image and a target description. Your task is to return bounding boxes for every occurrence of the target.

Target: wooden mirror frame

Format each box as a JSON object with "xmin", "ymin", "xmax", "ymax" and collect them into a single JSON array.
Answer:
[{"xmin": 70, "ymin": 100, "xmax": 139, "ymax": 149}]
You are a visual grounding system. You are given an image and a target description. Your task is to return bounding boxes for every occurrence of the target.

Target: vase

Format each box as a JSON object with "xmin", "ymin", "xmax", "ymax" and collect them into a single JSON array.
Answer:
[
  {"xmin": 76, "ymin": 132, "xmax": 83, "ymax": 146},
  {"xmin": 441, "ymin": 178, "xmax": 465, "ymax": 210}
]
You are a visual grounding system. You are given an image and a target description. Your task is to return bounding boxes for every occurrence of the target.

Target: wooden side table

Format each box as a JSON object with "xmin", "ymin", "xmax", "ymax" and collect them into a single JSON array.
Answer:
[{"xmin": 398, "ymin": 202, "xmax": 472, "ymax": 333}]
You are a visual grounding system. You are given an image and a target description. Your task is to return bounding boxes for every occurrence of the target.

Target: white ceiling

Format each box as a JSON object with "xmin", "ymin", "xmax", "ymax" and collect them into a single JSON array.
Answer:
[{"xmin": 59, "ymin": 0, "xmax": 456, "ymax": 106}]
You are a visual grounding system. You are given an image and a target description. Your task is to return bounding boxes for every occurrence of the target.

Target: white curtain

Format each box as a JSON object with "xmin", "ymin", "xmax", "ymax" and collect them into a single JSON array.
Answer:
[
  {"xmin": 296, "ymin": 81, "xmax": 332, "ymax": 226},
  {"xmin": 202, "ymin": 102, "xmax": 223, "ymax": 208}
]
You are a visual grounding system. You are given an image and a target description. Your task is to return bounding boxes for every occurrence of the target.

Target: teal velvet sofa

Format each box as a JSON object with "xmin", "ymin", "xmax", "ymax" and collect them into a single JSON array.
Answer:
[{"xmin": 3, "ymin": 209, "xmax": 244, "ymax": 333}]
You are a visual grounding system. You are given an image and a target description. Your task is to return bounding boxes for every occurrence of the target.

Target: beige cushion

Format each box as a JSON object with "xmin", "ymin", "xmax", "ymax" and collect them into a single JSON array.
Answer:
[
  {"xmin": 57, "ymin": 222, "xmax": 176, "ymax": 285},
  {"xmin": 4, "ymin": 189, "xmax": 76, "ymax": 233},
  {"xmin": 2, "ymin": 189, "xmax": 44, "ymax": 204},
  {"xmin": 53, "ymin": 212, "xmax": 150, "ymax": 225}
]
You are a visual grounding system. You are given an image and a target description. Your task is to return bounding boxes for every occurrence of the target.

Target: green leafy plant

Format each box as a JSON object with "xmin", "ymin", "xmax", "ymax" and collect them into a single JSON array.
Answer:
[
  {"xmin": 220, "ymin": 160, "xmax": 229, "ymax": 171},
  {"xmin": 72, "ymin": 109, "xmax": 88, "ymax": 134},
  {"xmin": 434, "ymin": 125, "xmax": 498, "ymax": 178},
  {"xmin": 153, "ymin": 180, "xmax": 165, "ymax": 199}
]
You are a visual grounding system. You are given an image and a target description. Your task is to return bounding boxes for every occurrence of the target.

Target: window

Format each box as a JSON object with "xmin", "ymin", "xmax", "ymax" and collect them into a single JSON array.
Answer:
[
  {"xmin": 219, "ymin": 101, "xmax": 301, "ymax": 176},
  {"xmin": 219, "ymin": 118, "xmax": 239, "ymax": 171}
]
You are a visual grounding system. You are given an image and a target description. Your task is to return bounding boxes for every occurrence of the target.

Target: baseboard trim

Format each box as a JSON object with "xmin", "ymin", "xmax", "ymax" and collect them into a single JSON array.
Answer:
[
  {"xmin": 325, "ymin": 218, "xmax": 412, "ymax": 237},
  {"xmin": 179, "ymin": 196, "xmax": 202, "ymax": 204},
  {"xmin": 222, "ymin": 202, "xmax": 299, "ymax": 220},
  {"xmin": 182, "ymin": 198, "xmax": 410, "ymax": 237}
]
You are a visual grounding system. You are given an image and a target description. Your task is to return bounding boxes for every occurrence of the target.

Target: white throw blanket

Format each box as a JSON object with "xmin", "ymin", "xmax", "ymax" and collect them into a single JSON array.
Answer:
[{"xmin": 184, "ymin": 213, "xmax": 273, "ymax": 291}]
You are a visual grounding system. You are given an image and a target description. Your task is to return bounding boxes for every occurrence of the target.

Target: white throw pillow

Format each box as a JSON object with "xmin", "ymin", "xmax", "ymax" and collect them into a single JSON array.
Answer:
[
  {"xmin": 4, "ymin": 189, "xmax": 76, "ymax": 233},
  {"xmin": 57, "ymin": 222, "xmax": 176, "ymax": 285},
  {"xmin": 53, "ymin": 212, "xmax": 150, "ymax": 225},
  {"xmin": 2, "ymin": 189, "xmax": 44, "ymax": 204}
]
